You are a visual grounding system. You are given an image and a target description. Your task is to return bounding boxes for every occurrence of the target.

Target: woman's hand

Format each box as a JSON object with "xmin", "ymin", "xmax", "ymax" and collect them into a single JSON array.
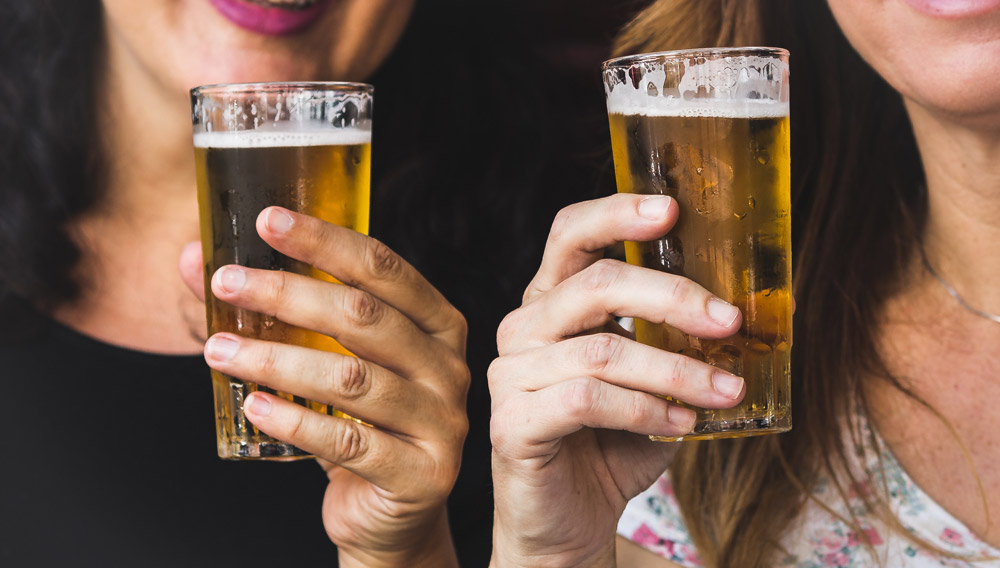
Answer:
[
  {"xmin": 180, "ymin": 206, "xmax": 469, "ymax": 568},
  {"xmin": 488, "ymin": 194, "xmax": 745, "ymax": 567}
]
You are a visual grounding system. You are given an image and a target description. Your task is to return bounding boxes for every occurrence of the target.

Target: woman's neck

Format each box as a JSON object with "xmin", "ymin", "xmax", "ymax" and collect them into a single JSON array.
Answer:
[
  {"xmin": 906, "ymin": 99, "xmax": 1000, "ymax": 317},
  {"xmin": 54, "ymin": 22, "xmax": 206, "ymax": 354},
  {"xmin": 866, "ymin": 98, "xmax": 1000, "ymax": 548}
]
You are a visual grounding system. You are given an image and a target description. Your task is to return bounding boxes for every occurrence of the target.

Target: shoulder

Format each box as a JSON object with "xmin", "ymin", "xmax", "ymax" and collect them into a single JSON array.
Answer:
[
  {"xmin": 618, "ymin": 419, "xmax": 999, "ymax": 567},
  {"xmin": 778, "ymin": 411, "xmax": 1000, "ymax": 567}
]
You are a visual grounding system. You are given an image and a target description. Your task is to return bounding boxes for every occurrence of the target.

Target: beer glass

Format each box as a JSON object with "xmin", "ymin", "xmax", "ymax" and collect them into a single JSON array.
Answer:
[
  {"xmin": 191, "ymin": 82, "xmax": 372, "ymax": 459},
  {"xmin": 602, "ymin": 48, "xmax": 791, "ymax": 441}
]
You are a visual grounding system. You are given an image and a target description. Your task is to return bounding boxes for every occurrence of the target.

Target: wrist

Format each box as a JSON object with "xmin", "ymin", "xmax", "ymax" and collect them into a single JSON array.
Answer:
[
  {"xmin": 490, "ymin": 526, "xmax": 616, "ymax": 568},
  {"xmin": 489, "ymin": 547, "xmax": 616, "ymax": 568},
  {"xmin": 337, "ymin": 508, "xmax": 458, "ymax": 568}
]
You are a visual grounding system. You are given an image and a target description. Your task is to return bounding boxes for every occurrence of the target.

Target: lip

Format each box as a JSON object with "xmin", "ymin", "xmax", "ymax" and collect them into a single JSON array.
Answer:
[
  {"xmin": 902, "ymin": 0, "xmax": 1000, "ymax": 18},
  {"xmin": 209, "ymin": 0, "xmax": 335, "ymax": 35}
]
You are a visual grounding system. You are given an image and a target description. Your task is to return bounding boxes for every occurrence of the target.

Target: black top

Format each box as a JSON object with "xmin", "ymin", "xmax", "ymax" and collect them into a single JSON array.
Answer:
[{"xmin": 0, "ymin": 302, "xmax": 492, "ymax": 567}]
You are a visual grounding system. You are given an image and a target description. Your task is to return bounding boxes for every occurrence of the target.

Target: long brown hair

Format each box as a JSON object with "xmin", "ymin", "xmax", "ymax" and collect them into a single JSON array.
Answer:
[{"xmin": 614, "ymin": 1, "xmax": 930, "ymax": 565}]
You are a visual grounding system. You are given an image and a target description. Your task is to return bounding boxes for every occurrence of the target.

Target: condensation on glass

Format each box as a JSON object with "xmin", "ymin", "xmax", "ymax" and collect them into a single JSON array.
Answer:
[
  {"xmin": 603, "ymin": 49, "xmax": 791, "ymax": 441},
  {"xmin": 191, "ymin": 82, "xmax": 372, "ymax": 459}
]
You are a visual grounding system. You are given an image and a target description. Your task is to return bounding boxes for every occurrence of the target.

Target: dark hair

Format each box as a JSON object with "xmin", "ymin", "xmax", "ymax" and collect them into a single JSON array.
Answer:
[
  {"xmin": 0, "ymin": 0, "xmax": 105, "ymax": 316},
  {"xmin": 614, "ymin": 1, "xmax": 928, "ymax": 565}
]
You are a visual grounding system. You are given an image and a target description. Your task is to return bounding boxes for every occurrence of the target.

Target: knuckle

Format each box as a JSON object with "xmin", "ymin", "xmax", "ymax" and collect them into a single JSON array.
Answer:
[
  {"xmin": 300, "ymin": 217, "xmax": 333, "ymax": 259},
  {"xmin": 364, "ymin": 239, "xmax": 403, "ymax": 281},
  {"xmin": 562, "ymin": 377, "xmax": 599, "ymax": 420},
  {"xmin": 329, "ymin": 356, "xmax": 369, "ymax": 400},
  {"xmin": 328, "ymin": 421, "xmax": 368, "ymax": 463},
  {"xmin": 579, "ymin": 259, "xmax": 622, "ymax": 294},
  {"xmin": 254, "ymin": 342, "xmax": 282, "ymax": 378},
  {"xmin": 521, "ymin": 282, "xmax": 540, "ymax": 305},
  {"xmin": 448, "ymin": 356, "xmax": 472, "ymax": 391},
  {"xmin": 283, "ymin": 407, "xmax": 307, "ymax": 443},
  {"xmin": 495, "ymin": 311, "xmax": 522, "ymax": 352},
  {"xmin": 343, "ymin": 288, "xmax": 382, "ymax": 327},
  {"xmin": 489, "ymin": 410, "xmax": 511, "ymax": 454},
  {"xmin": 486, "ymin": 357, "xmax": 505, "ymax": 391},
  {"xmin": 425, "ymin": 466, "xmax": 459, "ymax": 501},
  {"xmin": 548, "ymin": 206, "xmax": 576, "ymax": 244},
  {"xmin": 449, "ymin": 308, "xmax": 469, "ymax": 339},
  {"xmin": 444, "ymin": 409, "xmax": 470, "ymax": 446},
  {"xmin": 665, "ymin": 275, "xmax": 694, "ymax": 305},
  {"xmin": 623, "ymin": 392, "xmax": 654, "ymax": 425},
  {"xmin": 665, "ymin": 354, "xmax": 689, "ymax": 391},
  {"xmin": 434, "ymin": 354, "xmax": 471, "ymax": 401},
  {"xmin": 266, "ymin": 270, "xmax": 292, "ymax": 303},
  {"xmin": 580, "ymin": 333, "xmax": 623, "ymax": 374}
]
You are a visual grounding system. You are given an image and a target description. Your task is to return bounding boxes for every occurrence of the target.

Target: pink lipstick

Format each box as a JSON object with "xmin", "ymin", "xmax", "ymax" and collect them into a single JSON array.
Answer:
[
  {"xmin": 209, "ymin": 0, "xmax": 335, "ymax": 35},
  {"xmin": 902, "ymin": 0, "xmax": 1000, "ymax": 19}
]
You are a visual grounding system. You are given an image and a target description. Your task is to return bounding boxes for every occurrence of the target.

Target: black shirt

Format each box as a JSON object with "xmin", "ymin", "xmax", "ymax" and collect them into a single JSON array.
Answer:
[{"xmin": 0, "ymin": 302, "xmax": 492, "ymax": 566}]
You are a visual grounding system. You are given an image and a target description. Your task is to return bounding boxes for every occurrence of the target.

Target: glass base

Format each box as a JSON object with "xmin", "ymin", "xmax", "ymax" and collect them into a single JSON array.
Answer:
[
  {"xmin": 218, "ymin": 438, "xmax": 314, "ymax": 461},
  {"xmin": 650, "ymin": 413, "xmax": 791, "ymax": 442}
]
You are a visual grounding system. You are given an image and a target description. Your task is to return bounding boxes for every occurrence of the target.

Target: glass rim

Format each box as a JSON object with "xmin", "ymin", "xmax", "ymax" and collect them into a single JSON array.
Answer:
[
  {"xmin": 602, "ymin": 46, "xmax": 789, "ymax": 71},
  {"xmin": 190, "ymin": 81, "xmax": 373, "ymax": 97}
]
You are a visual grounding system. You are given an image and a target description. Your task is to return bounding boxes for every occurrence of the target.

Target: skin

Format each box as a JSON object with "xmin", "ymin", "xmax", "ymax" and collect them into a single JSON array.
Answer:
[
  {"xmin": 489, "ymin": 0, "xmax": 1000, "ymax": 564},
  {"xmin": 62, "ymin": 0, "xmax": 414, "ymax": 352},
  {"xmin": 488, "ymin": 194, "xmax": 745, "ymax": 567},
  {"xmin": 55, "ymin": 1, "xmax": 469, "ymax": 566},
  {"xmin": 827, "ymin": 0, "xmax": 1000, "ymax": 549}
]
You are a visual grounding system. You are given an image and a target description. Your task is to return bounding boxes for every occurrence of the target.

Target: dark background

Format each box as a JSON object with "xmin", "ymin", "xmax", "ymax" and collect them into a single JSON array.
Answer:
[{"xmin": 367, "ymin": 1, "xmax": 644, "ymax": 565}]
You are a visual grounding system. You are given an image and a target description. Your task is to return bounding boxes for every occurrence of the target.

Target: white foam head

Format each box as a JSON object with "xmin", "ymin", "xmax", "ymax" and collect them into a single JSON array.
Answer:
[
  {"xmin": 604, "ymin": 54, "xmax": 789, "ymax": 118},
  {"xmin": 194, "ymin": 126, "xmax": 371, "ymax": 148},
  {"xmin": 606, "ymin": 97, "xmax": 789, "ymax": 119}
]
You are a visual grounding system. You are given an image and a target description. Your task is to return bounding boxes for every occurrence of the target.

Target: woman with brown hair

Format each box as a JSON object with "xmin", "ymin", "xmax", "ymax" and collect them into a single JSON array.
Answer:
[{"xmin": 488, "ymin": 0, "xmax": 1000, "ymax": 566}]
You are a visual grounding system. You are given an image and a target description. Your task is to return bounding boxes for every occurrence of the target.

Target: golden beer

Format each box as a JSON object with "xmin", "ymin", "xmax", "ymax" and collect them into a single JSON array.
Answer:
[
  {"xmin": 194, "ymin": 129, "xmax": 371, "ymax": 459},
  {"xmin": 604, "ymin": 50, "xmax": 791, "ymax": 440}
]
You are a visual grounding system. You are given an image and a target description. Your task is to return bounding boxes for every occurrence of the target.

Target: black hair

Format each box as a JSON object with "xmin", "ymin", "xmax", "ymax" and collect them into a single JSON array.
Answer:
[{"xmin": 0, "ymin": 0, "xmax": 105, "ymax": 316}]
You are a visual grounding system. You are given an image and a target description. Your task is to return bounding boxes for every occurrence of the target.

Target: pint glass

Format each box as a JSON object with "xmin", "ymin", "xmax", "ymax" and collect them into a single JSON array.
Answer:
[
  {"xmin": 602, "ymin": 49, "xmax": 791, "ymax": 441},
  {"xmin": 191, "ymin": 82, "xmax": 372, "ymax": 459}
]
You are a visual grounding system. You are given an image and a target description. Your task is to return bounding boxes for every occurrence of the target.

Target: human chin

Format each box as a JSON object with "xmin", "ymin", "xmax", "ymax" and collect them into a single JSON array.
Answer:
[{"xmin": 830, "ymin": 0, "xmax": 1000, "ymax": 121}]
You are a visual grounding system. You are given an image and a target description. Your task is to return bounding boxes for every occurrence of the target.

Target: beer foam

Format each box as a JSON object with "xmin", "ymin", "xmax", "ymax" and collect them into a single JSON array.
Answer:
[
  {"xmin": 193, "ymin": 127, "xmax": 371, "ymax": 148},
  {"xmin": 604, "ymin": 54, "xmax": 789, "ymax": 118},
  {"xmin": 606, "ymin": 98, "xmax": 789, "ymax": 119}
]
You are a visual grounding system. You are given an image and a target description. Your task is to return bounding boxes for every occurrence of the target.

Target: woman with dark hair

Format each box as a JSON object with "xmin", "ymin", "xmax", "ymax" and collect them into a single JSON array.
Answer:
[
  {"xmin": 489, "ymin": 0, "xmax": 1000, "ymax": 566},
  {"xmin": 0, "ymin": 1, "xmax": 473, "ymax": 566},
  {"xmin": 0, "ymin": 0, "xmax": 627, "ymax": 565}
]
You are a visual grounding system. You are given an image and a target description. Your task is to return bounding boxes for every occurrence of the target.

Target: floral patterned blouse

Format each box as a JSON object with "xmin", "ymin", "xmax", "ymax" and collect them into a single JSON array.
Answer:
[{"xmin": 617, "ymin": 416, "xmax": 1000, "ymax": 567}]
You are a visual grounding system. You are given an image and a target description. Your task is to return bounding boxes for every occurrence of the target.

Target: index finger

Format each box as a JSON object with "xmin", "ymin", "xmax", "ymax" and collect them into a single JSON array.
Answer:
[
  {"xmin": 255, "ymin": 207, "xmax": 466, "ymax": 353},
  {"xmin": 523, "ymin": 193, "xmax": 678, "ymax": 303}
]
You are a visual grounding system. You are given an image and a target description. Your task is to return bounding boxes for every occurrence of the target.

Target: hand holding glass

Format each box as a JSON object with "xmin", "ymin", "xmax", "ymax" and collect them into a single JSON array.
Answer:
[{"xmin": 191, "ymin": 82, "xmax": 372, "ymax": 459}]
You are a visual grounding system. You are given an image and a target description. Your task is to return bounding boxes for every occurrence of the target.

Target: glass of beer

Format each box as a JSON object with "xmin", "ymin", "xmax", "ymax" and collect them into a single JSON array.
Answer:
[
  {"xmin": 191, "ymin": 82, "xmax": 372, "ymax": 459},
  {"xmin": 602, "ymin": 48, "xmax": 791, "ymax": 441}
]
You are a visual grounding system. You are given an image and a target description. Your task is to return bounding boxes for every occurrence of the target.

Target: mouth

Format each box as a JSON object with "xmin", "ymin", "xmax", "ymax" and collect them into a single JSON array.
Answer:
[
  {"xmin": 209, "ymin": 0, "xmax": 335, "ymax": 35},
  {"xmin": 241, "ymin": 0, "xmax": 323, "ymax": 11},
  {"xmin": 902, "ymin": 0, "xmax": 1000, "ymax": 19}
]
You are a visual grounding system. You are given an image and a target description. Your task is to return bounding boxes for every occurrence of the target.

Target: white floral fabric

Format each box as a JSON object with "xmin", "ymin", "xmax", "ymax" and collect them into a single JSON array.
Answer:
[{"xmin": 617, "ymin": 419, "xmax": 1000, "ymax": 567}]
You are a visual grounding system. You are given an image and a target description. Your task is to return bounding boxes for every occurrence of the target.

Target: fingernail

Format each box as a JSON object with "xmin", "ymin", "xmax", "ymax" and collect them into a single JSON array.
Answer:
[
  {"xmin": 668, "ymin": 405, "xmax": 697, "ymax": 429},
  {"xmin": 205, "ymin": 334, "xmax": 240, "ymax": 362},
  {"xmin": 266, "ymin": 208, "xmax": 294, "ymax": 234},
  {"xmin": 217, "ymin": 265, "xmax": 246, "ymax": 293},
  {"xmin": 712, "ymin": 372, "xmax": 745, "ymax": 400},
  {"xmin": 245, "ymin": 393, "xmax": 272, "ymax": 418},
  {"xmin": 707, "ymin": 298, "xmax": 739, "ymax": 327},
  {"xmin": 638, "ymin": 195, "xmax": 672, "ymax": 220}
]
